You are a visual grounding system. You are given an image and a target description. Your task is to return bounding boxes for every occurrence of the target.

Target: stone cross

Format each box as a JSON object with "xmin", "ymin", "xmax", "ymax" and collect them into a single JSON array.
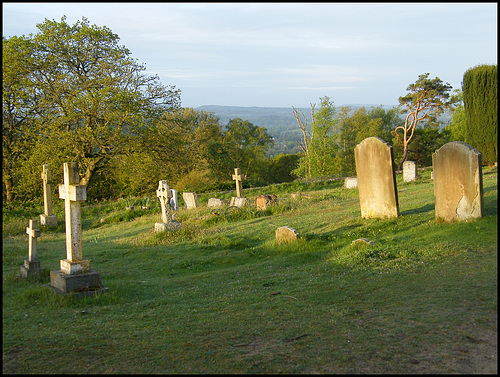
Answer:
[
  {"xmin": 26, "ymin": 219, "xmax": 41, "ymax": 262},
  {"xmin": 156, "ymin": 180, "xmax": 173, "ymax": 223},
  {"xmin": 40, "ymin": 164, "xmax": 58, "ymax": 226},
  {"xmin": 58, "ymin": 162, "xmax": 89, "ymax": 275},
  {"xmin": 232, "ymin": 168, "xmax": 245, "ymax": 197}
]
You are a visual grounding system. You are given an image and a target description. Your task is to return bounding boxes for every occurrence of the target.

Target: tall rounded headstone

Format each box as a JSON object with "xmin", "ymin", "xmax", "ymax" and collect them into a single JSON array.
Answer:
[
  {"xmin": 354, "ymin": 137, "xmax": 399, "ymax": 219},
  {"xmin": 432, "ymin": 141, "xmax": 483, "ymax": 222}
]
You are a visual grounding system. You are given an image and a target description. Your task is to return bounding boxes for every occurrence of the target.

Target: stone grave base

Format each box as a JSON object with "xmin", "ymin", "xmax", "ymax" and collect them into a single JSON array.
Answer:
[
  {"xmin": 230, "ymin": 197, "xmax": 249, "ymax": 208},
  {"xmin": 40, "ymin": 214, "xmax": 58, "ymax": 227},
  {"xmin": 155, "ymin": 221, "xmax": 182, "ymax": 232},
  {"xmin": 49, "ymin": 270, "xmax": 108, "ymax": 296},
  {"xmin": 20, "ymin": 260, "xmax": 43, "ymax": 278}
]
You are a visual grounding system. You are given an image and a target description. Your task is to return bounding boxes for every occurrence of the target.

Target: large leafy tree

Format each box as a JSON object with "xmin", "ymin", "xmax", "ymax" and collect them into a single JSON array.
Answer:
[
  {"xmin": 3, "ymin": 36, "xmax": 39, "ymax": 203},
  {"xmin": 3, "ymin": 16, "xmax": 181, "ymax": 201},
  {"xmin": 396, "ymin": 73, "xmax": 455, "ymax": 171}
]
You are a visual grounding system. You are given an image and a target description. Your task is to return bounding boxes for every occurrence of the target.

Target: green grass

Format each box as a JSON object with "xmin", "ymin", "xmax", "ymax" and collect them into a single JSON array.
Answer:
[{"xmin": 3, "ymin": 168, "xmax": 497, "ymax": 373}]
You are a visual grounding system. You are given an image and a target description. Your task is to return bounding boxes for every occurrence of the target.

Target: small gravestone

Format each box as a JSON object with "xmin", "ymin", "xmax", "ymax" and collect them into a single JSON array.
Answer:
[
  {"xmin": 403, "ymin": 161, "xmax": 420, "ymax": 182},
  {"xmin": 232, "ymin": 168, "xmax": 245, "ymax": 198},
  {"xmin": 207, "ymin": 198, "xmax": 228, "ymax": 208},
  {"xmin": 39, "ymin": 164, "xmax": 58, "ymax": 227},
  {"xmin": 344, "ymin": 177, "xmax": 358, "ymax": 189},
  {"xmin": 170, "ymin": 189, "xmax": 178, "ymax": 211},
  {"xmin": 20, "ymin": 219, "xmax": 43, "ymax": 277},
  {"xmin": 155, "ymin": 180, "xmax": 181, "ymax": 231},
  {"xmin": 255, "ymin": 194, "xmax": 278, "ymax": 210},
  {"xmin": 230, "ymin": 196, "xmax": 249, "ymax": 208},
  {"xmin": 432, "ymin": 141, "xmax": 484, "ymax": 222},
  {"xmin": 354, "ymin": 137, "xmax": 399, "ymax": 219},
  {"xmin": 49, "ymin": 162, "xmax": 107, "ymax": 296},
  {"xmin": 275, "ymin": 226, "xmax": 299, "ymax": 244},
  {"xmin": 182, "ymin": 192, "xmax": 199, "ymax": 209}
]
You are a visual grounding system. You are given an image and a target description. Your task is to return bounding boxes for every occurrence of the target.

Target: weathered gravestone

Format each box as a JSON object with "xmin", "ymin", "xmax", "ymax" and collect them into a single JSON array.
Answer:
[
  {"xmin": 230, "ymin": 196, "xmax": 249, "ymax": 208},
  {"xmin": 432, "ymin": 141, "xmax": 484, "ymax": 222},
  {"xmin": 403, "ymin": 161, "xmax": 420, "ymax": 182},
  {"xmin": 155, "ymin": 180, "xmax": 181, "ymax": 231},
  {"xmin": 39, "ymin": 164, "xmax": 58, "ymax": 227},
  {"xmin": 20, "ymin": 219, "xmax": 43, "ymax": 277},
  {"xmin": 255, "ymin": 194, "xmax": 278, "ymax": 210},
  {"xmin": 170, "ymin": 188, "xmax": 178, "ymax": 211},
  {"xmin": 49, "ymin": 162, "xmax": 107, "ymax": 295},
  {"xmin": 275, "ymin": 226, "xmax": 299, "ymax": 244},
  {"xmin": 354, "ymin": 137, "xmax": 399, "ymax": 219},
  {"xmin": 207, "ymin": 198, "xmax": 228, "ymax": 208},
  {"xmin": 344, "ymin": 177, "xmax": 358, "ymax": 189},
  {"xmin": 232, "ymin": 168, "xmax": 245, "ymax": 198},
  {"xmin": 182, "ymin": 192, "xmax": 199, "ymax": 209}
]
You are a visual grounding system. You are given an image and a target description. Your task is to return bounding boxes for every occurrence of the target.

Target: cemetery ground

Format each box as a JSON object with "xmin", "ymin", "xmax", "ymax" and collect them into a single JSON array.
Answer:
[{"xmin": 2, "ymin": 167, "xmax": 497, "ymax": 374}]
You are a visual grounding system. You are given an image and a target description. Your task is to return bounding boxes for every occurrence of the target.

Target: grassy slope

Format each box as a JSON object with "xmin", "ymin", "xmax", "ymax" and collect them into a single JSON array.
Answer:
[{"xmin": 2, "ymin": 168, "xmax": 497, "ymax": 374}]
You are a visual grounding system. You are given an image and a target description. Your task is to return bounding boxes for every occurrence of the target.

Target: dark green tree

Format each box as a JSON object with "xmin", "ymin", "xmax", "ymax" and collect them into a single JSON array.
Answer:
[{"xmin": 462, "ymin": 64, "xmax": 497, "ymax": 165}]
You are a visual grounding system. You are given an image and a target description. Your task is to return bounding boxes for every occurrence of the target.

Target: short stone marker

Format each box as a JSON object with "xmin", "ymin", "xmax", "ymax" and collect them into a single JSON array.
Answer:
[
  {"xmin": 49, "ymin": 162, "xmax": 107, "ymax": 295},
  {"xmin": 344, "ymin": 177, "xmax": 358, "ymax": 189},
  {"xmin": 155, "ymin": 180, "xmax": 181, "ymax": 231},
  {"xmin": 230, "ymin": 196, "xmax": 249, "ymax": 208},
  {"xmin": 403, "ymin": 161, "xmax": 420, "ymax": 182},
  {"xmin": 39, "ymin": 164, "xmax": 58, "ymax": 227},
  {"xmin": 432, "ymin": 141, "xmax": 484, "ymax": 222},
  {"xmin": 255, "ymin": 194, "xmax": 278, "ymax": 210},
  {"xmin": 170, "ymin": 188, "xmax": 178, "ymax": 211},
  {"xmin": 232, "ymin": 168, "xmax": 245, "ymax": 198},
  {"xmin": 354, "ymin": 137, "xmax": 399, "ymax": 219},
  {"xmin": 275, "ymin": 226, "xmax": 299, "ymax": 244},
  {"xmin": 351, "ymin": 238, "xmax": 374, "ymax": 246},
  {"xmin": 207, "ymin": 198, "xmax": 228, "ymax": 208},
  {"xmin": 182, "ymin": 192, "xmax": 199, "ymax": 209},
  {"xmin": 20, "ymin": 219, "xmax": 43, "ymax": 277}
]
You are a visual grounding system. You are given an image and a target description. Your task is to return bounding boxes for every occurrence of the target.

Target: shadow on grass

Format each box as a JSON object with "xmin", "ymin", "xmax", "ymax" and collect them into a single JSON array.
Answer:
[{"xmin": 400, "ymin": 203, "xmax": 435, "ymax": 216}]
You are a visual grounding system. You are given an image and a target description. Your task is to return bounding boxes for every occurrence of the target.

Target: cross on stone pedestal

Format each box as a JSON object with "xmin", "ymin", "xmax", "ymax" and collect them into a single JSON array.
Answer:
[
  {"xmin": 156, "ymin": 180, "xmax": 173, "ymax": 224},
  {"xmin": 155, "ymin": 180, "xmax": 181, "ymax": 232},
  {"xmin": 58, "ymin": 162, "xmax": 89, "ymax": 275},
  {"xmin": 26, "ymin": 219, "xmax": 41, "ymax": 261},
  {"xmin": 40, "ymin": 164, "xmax": 58, "ymax": 226},
  {"xmin": 232, "ymin": 168, "xmax": 245, "ymax": 198},
  {"xmin": 20, "ymin": 219, "xmax": 43, "ymax": 277}
]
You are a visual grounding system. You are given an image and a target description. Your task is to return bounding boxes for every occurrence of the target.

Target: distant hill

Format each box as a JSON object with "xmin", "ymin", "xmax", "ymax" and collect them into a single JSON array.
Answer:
[{"xmin": 194, "ymin": 104, "xmax": 452, "ymax": 156}]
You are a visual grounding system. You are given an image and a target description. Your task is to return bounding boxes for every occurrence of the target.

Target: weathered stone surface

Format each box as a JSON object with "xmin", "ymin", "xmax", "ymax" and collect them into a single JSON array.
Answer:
[
  {"xmin": 351, "ymin": 238, "xmax": 374, "ymax": 246},
  {"xmin": 207, "ymin": 198, "xmax": 228, "ymax": 208},
  {"xmin": 154, "ymin": 221, "xmax": 181, "ymax": 232},
  {"xmin": 182, "ymin": 192, "xmax": 199, "ymax": 209},
  {"xmin": 344, "ymin": 177, "xmax": 358, "ymax": 189},
  {"xmin": 432, "ymin": 141, "xmax": 483, "ymax": 222},
  {"xmin": 255, "ymin": 194, "xmax": 278, "ymax": 210},
  {"xmin": 354, "ymin": 137, "xmax": 399, "ymax": 219},
  {"xmin": 230, "ymin": 197, "xmax": 249, "ymax": 208},
  {"xmin": 275, "ymin": 226, "xmax": 299, "ymax": 243},
  {"xmin": 58, "ymin": 162, "xmax": 87, "ymax": 268},
  {"xmin": 403, "ymin": 161, "xmax": 420, "ymax": 182},
  {"xmin": 49, "ymin": 270, "xmax": 107, "ymax": 296}
]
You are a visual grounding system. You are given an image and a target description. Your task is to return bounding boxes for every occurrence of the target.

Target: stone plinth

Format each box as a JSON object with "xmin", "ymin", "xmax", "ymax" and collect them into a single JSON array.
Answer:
[
  {"xmin": 155, "ymin": 221, "xmax": 182, "ymax": 232},
  {"xmin": 230, "ymin": 197, "xmax": 249, "ymax": 208},
  {"xmin": 20, "ymin": 260, "xmax": 43, "ymax": 278},
  {"xmin": 49, "ymin": 270, "xmax": 108, "ymax": 296}
]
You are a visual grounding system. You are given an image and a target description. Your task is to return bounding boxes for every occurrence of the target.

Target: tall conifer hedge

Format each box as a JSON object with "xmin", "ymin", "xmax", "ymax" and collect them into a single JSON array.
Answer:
[{"xmin": 462, "ymin": 64, "xmax": 497, "ymax": 165}]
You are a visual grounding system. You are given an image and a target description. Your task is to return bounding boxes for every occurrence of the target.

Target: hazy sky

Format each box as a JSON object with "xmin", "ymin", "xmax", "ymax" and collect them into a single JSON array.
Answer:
[{"xmin": 2, "ymin": 3, "xmax": 497, "ymax": 108}]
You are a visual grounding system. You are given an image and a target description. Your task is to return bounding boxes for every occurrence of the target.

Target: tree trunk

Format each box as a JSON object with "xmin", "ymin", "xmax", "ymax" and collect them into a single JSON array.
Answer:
[
  {"xmin": 398, "ymin": 148, "xmax": 409, "ymax": 171},
  {"xmin": 3, "ymin": 177, "xmax": 15, "ymax": 203}
]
